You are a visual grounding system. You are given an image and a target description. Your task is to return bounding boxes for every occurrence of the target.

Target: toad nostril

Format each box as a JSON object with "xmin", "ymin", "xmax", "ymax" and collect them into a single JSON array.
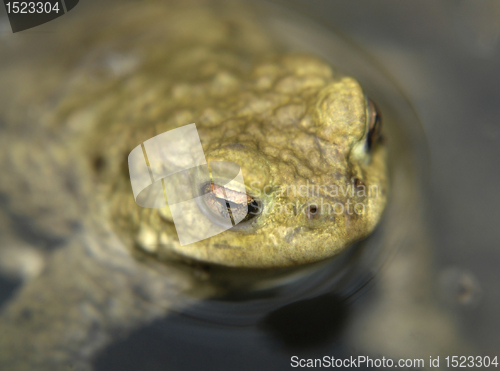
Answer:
[{"xmin": 306, "ymin": 204, "xmax": 319, "ymax": 219}]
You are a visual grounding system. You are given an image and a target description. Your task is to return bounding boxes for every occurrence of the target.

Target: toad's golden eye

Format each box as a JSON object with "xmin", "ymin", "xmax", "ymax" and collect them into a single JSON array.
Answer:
[
  {"xmin": 367, "ymin": 99, "xmax": 382, "ymax": 150},
  {"xmin": 203, "ymin": 183, "xmax": 261, "ymax": 223}
]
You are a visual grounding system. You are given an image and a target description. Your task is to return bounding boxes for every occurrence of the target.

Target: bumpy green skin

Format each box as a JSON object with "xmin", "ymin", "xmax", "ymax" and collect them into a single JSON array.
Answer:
[
  {"xmin": 60, "ymin": 25, "xmax": 388, "ymax": 269},
  {"xmin": 89, "ymin": 55, "xmax": 388, "ymax": 268},
  {"xmin": 0, "ymin": 1, "xmax": 389, "ymax": 369}
]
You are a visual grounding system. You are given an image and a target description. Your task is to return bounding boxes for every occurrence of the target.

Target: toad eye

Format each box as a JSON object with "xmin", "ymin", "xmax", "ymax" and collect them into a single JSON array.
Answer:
[
  {"xmin": 202, "ymin": 183, "xmax": 261, "ymax": 224},
  {"xmin": 367, "ymin": 99, "xmax": 382, "ymax": 150}
]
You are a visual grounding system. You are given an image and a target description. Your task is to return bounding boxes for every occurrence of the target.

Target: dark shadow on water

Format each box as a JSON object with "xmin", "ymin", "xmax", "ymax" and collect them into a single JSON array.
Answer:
[
  {"xmin": 258, "ymin": 293, "xmax": 349, "ymax": 350},
  {"xmin": 93, "ymin": 293, "xmax": 368, "ymax": 371}
]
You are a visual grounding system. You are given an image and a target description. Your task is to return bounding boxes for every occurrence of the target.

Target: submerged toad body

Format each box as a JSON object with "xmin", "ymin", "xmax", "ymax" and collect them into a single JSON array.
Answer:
[{"xmin": 84, "ymin": 54, "xmax": 388, "ymax": 268}]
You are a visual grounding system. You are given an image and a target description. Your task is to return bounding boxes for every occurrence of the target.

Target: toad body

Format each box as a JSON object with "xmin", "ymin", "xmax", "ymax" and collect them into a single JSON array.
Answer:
[{"xmin": 74, "ymin": 38, "xmax": 388, "ymax": 270}]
